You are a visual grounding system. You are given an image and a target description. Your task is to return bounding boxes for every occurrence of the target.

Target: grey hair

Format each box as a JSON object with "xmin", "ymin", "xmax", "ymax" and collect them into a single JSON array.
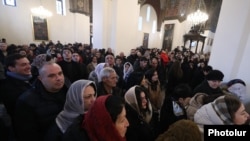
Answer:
[
  {"xmin": 38, "ymin": 61, "xmax": 58, "ymax": 76},
  {"xmin": 99, "ymin": 67, "xmax": 116, "ymax": 82}
]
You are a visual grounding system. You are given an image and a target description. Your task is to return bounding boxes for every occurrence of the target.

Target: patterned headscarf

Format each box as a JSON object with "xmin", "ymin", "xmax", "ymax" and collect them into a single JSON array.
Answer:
[
  {"xmin": 194, "ymin": 95, "xmax": 240, "ymax": 125},
  {"xmin": 56, "ymin": 80, "xmax": 96, "ymax": 133},
  {"xmin": 31, "ymin": 54, "xmax": 49, "ymax": 69},
  {"xmin": 212, "ymin": 95, "xmax": 234, "ymax": 124}
]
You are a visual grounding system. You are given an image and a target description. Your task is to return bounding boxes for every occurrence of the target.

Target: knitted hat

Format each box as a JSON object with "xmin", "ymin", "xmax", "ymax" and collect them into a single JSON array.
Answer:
[
  {"xmin": 206, "ymin": 70, "xmax": 224, "ymax": 81},
  {"xmin": 31, "ymin": 54, "xmax": 52, "ymax": 69}
]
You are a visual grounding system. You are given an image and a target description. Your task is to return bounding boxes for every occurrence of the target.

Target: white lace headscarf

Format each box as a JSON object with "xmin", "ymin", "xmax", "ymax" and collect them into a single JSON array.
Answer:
[
  {"xmin": 95, "ymin": 63, "xmax": 108, "ymax": 82},
  {"xmin": 88, "ymin": 63, "xmax": 108, "ymax": 84},
  {"xmin": 123, "ymin": 62, "xmax": 134, "ymax": 80}
]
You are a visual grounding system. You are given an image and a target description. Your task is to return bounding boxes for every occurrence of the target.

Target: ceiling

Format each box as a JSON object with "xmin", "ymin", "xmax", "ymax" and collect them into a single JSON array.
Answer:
[{"xmin": 141, "ymin": 0, "xmax": 222, "ymax": 32}]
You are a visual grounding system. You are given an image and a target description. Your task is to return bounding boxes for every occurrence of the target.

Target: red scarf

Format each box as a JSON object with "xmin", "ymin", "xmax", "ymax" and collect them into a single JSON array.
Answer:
[{"xmin": 82, "ymin": 95, "xmax": 126, "ymax": 141}]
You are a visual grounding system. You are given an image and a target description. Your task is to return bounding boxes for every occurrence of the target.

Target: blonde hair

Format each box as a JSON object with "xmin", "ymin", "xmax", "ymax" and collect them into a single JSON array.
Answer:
[{"xmin": 155, "ymin": 119, "xmax": 202, "ymax": 141}]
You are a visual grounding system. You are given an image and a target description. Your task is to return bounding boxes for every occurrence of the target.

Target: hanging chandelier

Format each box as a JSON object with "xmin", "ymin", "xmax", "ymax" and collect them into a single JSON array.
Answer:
[
  {"xmin": 187, "ymin": 0, "xmax": 208, "ymax": 26},
  {"xmin": 31, "ymin": 5, "xmax": 52, "ymax": 19},
  {"xmin": 187, "ymin": 9, "xmax": 208, "ymax": 25}
]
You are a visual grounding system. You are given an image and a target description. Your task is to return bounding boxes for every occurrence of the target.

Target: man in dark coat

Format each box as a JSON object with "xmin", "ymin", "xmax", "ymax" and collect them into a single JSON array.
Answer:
[
  {"xmin": 97, "ymin": 67, "xmax": 122, "ymax": 97},
  {"xmin": 105, "ymin": 54, "xmax": 124, "ymax": 89},
  {"xmin": 0, "ymin": 53, "xmax": 32, "ymax": 119},
  {"xmin": 14, "ymin": 62, "xmax": 69, "ymax": 141},
  {"xmin": 159, "ymin": 84, "xmax": 193, "ymax": 135},
  {"xmin": 0, "ymin": 53, "xmax": 33, "ymax": 141},
  {"xmin": 126, "ymin": 49, "xmax": 137, "ymax": 65},
  {"xmin": 57, "ymin": 47, "xmax": 85, "ymax": 83}
]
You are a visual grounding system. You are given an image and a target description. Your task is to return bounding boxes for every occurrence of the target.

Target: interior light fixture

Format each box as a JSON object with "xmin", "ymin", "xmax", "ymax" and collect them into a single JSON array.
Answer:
[
  {"xmin": 31, "ymin": 1, "xmax": 52, "ymax": 19},
  {"xmin": 187, "ymin": 0, "xmax": 208, "ymax": 26}
]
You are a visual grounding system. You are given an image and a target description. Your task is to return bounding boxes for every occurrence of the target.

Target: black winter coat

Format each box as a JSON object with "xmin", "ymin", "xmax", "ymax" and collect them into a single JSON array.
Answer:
[
  {"xmin": 57, "ymin": 60, "xmax": 85, "ymax": 83},
  {"xmin": 62, "ymin": 115, "xmax": 90, "ymax": 141},
  {"xmin": 158, "ymin": 96, "xmax": 187, "ymax": 134},
  {"xmin": 0, "ymin": 76, "xmax": 32, "ymax": 118},
  {"xmin": 43, "ymin": 122, "xmax": 63, "ymax": 141},
  {"xmin": 125, "ymin": 104, "xmax": 156, "ymax": 141},
  {"xmin": 193, "ymin": 80, "xmax": 223, "ymax": 95},
  {"xmin": 14, "ymin": 80, "xmax": 68, "ymax": 141},
  {"xmin": 97, "ymin": 82, "xmax": 123, "ymax": 97}
]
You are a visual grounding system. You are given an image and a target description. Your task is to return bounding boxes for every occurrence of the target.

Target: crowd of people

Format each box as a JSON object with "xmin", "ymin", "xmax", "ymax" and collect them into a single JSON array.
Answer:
[{"xmin": 0, "ymin": 39, "xmax": 249, "ymax": 141}]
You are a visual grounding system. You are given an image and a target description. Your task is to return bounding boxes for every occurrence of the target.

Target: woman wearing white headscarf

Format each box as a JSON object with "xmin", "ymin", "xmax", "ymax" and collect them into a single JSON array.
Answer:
[
  {"xmin": 88, "ymin": 62, "xmax": 108, "ymax": 85},
  {"xmin": 124, "ymin": 85, "xmax": 157, "ymax": 141},
  {"xmin": 44, "ymin": 80, "xmax": 97, "ymax": 141},
  {"xmin": 123, "ymin": 62, "xmax": 134, "ymax": 82}
]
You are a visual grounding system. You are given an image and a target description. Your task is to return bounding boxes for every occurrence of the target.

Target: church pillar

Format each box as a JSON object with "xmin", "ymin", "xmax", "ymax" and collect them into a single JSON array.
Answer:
[{"xmin": 92, "ymin": 0, "xmax": 140, "ymax": 55}]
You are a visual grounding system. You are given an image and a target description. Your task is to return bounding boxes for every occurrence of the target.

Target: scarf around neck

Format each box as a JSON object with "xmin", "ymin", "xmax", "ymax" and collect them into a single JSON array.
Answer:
[{"xmin": 7, "ymin": 71, "xmax": 32, "ymax": 81}]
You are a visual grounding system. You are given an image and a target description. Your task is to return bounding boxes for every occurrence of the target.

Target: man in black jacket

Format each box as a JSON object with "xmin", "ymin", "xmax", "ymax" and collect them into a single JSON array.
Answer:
[
  {"xmin": 14, "ymin": 62, "xmax": 69, "ymax": 141},
  {"xmin": 97, "ymin": 67, "xmax": 122, "ymax": 97},
  {"xmin": 0, "ymin": 53, "xmax": 32, "ymax": 119},
  {"xmin": 0, "ymin": 53, "xmax": 33, "ymax": 141},
  {"xmin": 57, "ymin": 47, "xmax": 85, "ymax": 83}
]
